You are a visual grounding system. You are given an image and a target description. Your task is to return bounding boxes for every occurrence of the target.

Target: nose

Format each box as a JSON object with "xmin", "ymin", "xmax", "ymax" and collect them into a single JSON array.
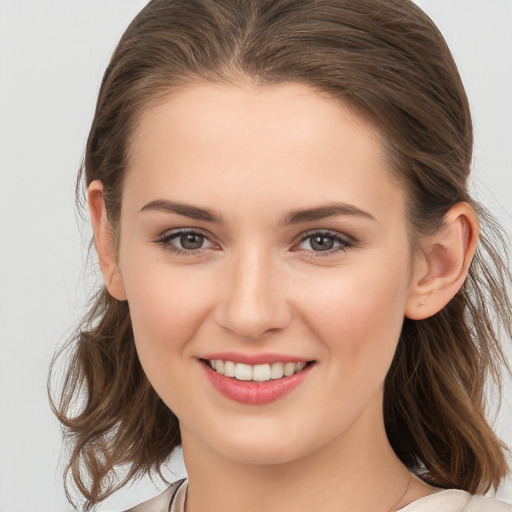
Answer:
[{"xmin": 214, "ymin": 250, "xmax": 292, "ymax": 340}]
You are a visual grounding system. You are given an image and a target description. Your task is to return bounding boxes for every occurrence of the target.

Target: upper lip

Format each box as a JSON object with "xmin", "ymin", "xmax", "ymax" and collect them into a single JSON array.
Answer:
[{"xmin": 200, "ymin": 352, "xmax": 313, "ymax": 366}]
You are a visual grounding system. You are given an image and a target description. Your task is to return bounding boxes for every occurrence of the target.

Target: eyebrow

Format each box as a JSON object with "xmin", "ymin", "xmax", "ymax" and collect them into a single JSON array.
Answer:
[
  {"xmin": 140, "ymin": 199, "xmax": 224, "ymax": 224},
  {"xmin": 279, "ymin": 203, "xmax": 377, "ymax": 225},
  {"xmin": 140, "ymin": 199, "xmax": 376, "ymax": 225}
]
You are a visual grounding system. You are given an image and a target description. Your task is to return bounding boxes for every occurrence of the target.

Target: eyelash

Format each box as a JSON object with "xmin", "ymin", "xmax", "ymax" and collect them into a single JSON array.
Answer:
[
  {"xmin": 156, "ymin": 229, "xmax": 353, "ymax": 257},
  {"xmin": 157, "ymin": 229, "xmax": 215, "ymax": 257},
  {"xmin": 295, "ymin": 230, "xmax": 353, "ymax": 256}
]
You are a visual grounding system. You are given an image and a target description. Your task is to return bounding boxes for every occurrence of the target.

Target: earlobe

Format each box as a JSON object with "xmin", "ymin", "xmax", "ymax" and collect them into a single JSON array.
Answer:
[
  {"xmin": 405, "ymin": 202, "xmax": 479, "ymax": 320},
  {"xmin": 88, "ymin": 180, "xmax": 127, "ymax": 301}
]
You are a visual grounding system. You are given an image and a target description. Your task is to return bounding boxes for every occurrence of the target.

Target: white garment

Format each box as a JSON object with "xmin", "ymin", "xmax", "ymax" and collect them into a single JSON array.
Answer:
[
  {"xmin": 128, "ymin": 479, "xmax": 512, "ymax": 512},
  {"xmin": 398, "ymin": 489, "xmax": 512, "ymax": 512}
]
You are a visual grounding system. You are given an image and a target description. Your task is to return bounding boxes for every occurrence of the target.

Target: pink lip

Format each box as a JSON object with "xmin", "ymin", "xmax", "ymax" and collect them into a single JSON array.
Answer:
[
  {"xmin": 200, "ymin": 360, "xmax": 315, "ymax": 405},
  {"xmin": 201, "ymin": 352, "xmax": 310, "ymax": 365}
]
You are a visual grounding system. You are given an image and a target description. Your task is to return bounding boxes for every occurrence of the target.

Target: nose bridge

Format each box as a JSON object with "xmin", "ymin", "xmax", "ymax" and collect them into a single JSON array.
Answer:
[{"xmin": 216, "ymin": 244, "xmax": 291, "ymax": 340}]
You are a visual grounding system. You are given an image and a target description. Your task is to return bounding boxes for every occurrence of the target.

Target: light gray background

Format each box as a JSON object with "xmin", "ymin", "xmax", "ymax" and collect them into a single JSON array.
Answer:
[{"xmin": 0, "ymin": 1, "xmax": 511, "ymax": 511}]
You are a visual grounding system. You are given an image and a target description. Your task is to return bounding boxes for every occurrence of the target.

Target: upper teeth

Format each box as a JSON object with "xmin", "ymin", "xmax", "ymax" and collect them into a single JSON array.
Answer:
[{"xmin": 209, "ymin": 360, "xmax": 307, "ymax": 381}]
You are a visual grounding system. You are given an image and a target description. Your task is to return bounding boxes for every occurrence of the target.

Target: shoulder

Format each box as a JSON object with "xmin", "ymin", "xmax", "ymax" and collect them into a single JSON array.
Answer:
[
  {"xmin": 399, "ymin": 489, "xmax": 512, "ymax": 512},
  {"xmin": 123, "ymin": 479, "xmax": 187, "ymax": 512},
  {"xmin": 463, "ymin": 494, "xmax": 512, "ymax": 512}
]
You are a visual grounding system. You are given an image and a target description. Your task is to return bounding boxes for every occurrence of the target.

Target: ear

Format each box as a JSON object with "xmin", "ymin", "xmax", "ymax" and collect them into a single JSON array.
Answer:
[
  {"xmin": 88, "ymin": 180, "xmax": 127, "ymax": 301},
  {"xmin": 405, "ymin": 202, "xmax": 478, "ymax": 320}
]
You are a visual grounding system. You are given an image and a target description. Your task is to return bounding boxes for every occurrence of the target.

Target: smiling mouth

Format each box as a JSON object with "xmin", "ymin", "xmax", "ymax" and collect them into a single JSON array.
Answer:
[{"xmin": 202, "ymin": 359, "xmax": 314, "ymax": 382}]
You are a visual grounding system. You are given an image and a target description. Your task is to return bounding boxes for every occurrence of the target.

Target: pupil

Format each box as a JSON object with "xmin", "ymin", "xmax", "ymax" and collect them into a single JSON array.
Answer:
[
  {"xmin": 181, "ymin": 233, "xmax": 203, "ymax": 250},
  {"xmin": 311, "ymin": 235, "xmax": 334, "ymax": 251}
]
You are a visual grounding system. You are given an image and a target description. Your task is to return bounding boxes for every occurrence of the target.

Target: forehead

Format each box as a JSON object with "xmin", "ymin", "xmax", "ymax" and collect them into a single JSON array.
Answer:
[
  {"xmin": 123, "ymin": 82, "xmax": 406, "ymax": 225},
  {"xmin": 130, "ymin": 81, "xmax": 383, "ymax": 164}
]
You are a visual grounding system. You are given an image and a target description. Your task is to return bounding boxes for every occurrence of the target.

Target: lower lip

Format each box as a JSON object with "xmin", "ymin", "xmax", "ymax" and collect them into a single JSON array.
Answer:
[{"xmin": 201, "ymin": 362, "xmax": 314, "ymax": 405}]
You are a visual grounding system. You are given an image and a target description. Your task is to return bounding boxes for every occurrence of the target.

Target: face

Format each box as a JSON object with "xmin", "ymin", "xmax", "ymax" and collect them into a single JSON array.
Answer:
[{"xmin": 114, "ymin": 82, "xmax": 417, "ymax": 466}]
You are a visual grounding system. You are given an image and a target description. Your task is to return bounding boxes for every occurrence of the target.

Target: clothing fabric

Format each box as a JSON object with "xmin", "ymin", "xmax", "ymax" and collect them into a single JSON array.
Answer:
[
  {"xmin": 397, "ymin": 489, "xmax": 512, "ymax": 512},
  {"xmin": 126, "ymin": 478, "xmax": 512, "ymax": 512},
  {"xmin": 125, "ymin": 479, "xmax": 187, "ymax": 512}
]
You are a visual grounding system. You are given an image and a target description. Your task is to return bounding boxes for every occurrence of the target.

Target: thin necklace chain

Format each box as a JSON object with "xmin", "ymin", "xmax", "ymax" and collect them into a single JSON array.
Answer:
[
  {"xmin": 387, "ymin": 473, "xmax": 412, "ymax": 512},
  {"xmin": 181, "ymin": 473, "xmax": 414, "ymax": 512}
]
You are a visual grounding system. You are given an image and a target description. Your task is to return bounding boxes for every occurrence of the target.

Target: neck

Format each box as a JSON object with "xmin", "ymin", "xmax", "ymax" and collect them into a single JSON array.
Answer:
[{"xmin": 181, "ymin": 404, "xmax": 414, "ymax": 512}]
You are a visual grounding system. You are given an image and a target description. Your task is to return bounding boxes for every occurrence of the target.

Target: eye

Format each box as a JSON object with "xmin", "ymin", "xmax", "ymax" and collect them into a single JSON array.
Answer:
[
  {"xmin": 295, "ymin": 231, "xmax": 353, "ymax": 255},
  {"xmin": 157, "ymin": 229, "xmax": 216, "ymax": 254}
]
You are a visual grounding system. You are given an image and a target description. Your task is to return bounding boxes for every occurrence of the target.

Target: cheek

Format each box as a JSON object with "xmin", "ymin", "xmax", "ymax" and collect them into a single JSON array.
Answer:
[
  {"xmin": 121, "ymin": 261, "xmax": 214, "ymax": 370},
  {"xmin": 295, "ymin": 258, "xmax": 410, "ymax": 368}
]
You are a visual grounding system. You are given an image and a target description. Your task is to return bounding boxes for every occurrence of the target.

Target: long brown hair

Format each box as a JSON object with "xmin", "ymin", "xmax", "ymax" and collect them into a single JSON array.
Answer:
[{"xmin": 49, "ymin": 0, "xmax": 512, "ymax": 508}]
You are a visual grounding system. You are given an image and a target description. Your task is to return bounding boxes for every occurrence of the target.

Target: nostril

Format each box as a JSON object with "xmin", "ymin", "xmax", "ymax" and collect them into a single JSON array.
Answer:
[{"xmin": 215, "ymin": 297, "xmax": 293, "ymax": 340}]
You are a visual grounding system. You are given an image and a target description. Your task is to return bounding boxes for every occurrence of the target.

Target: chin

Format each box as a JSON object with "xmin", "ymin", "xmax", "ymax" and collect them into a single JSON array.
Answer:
[
  {"xmin": 211, "ymin": 425, "xmax": 321, "ymax": 467},
  {"xmin": 224, "ymin": 445, "xmax": 303, "ymax": 466}
]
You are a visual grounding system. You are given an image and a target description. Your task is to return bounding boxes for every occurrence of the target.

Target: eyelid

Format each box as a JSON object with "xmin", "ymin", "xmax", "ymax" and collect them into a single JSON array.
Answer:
[
  {"xmin": 158, "ymin": 226, "xmax": 211, "ymax": 240},
  {"xmin": 292, "ymin": 229, "xmax": 354, "ymax": 255},
  {"xmin": 155, "ymin": 227, "xmax": 355, "ymax": 257},
  {"xmin": 156, "ymin": 227, "xmax": 218, "ymax": 254}
]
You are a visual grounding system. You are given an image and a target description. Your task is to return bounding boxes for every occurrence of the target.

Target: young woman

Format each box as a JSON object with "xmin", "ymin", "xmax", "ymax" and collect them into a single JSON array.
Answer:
[{"xmin": 51, "ymin": 1, "xmax": 512, "ymax": 511}]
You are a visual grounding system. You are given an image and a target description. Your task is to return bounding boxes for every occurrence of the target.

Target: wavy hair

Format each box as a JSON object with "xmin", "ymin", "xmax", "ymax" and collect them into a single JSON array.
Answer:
[{"xmin": 49, "ymin": 0, "xmax": 512, "ymax": 508}]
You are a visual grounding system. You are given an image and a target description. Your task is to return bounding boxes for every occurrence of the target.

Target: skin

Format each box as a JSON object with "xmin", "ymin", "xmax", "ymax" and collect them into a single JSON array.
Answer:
[{"xmin": 89, "ymin": 82, "xmax": 478, "ymax": 512}]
